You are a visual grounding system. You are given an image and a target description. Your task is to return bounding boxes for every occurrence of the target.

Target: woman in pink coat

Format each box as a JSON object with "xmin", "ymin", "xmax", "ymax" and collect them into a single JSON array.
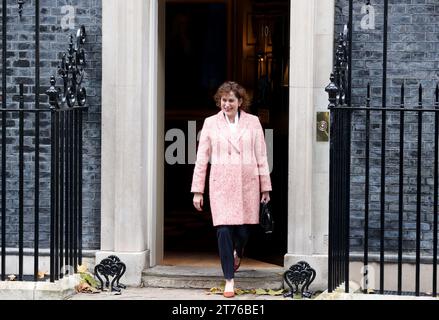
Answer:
[{"xmin": 191, "ymin": 81, "xmax": 272, "ymax": 298}]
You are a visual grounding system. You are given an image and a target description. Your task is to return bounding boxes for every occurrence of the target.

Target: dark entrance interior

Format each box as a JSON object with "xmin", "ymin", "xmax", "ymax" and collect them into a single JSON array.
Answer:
[{"xmin": 164, "ymin": 0, "xmax": 290, "ymax": 266}]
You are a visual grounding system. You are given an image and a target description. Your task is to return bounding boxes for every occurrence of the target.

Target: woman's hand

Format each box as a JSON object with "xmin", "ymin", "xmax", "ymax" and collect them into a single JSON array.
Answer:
[
  {"xmin": 261, "ymin": 192, "xmax": 270, "ymax": 204},
  {"xmin": 193, "ymin": 193, "xmax": 204, "ymax": 211}
]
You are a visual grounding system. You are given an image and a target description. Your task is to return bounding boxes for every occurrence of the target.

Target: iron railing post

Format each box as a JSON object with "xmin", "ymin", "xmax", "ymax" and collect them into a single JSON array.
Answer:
[
  {"xmin": 18, "ymin": 84, "xmax": 24, "ymax": 281},
  {"xmin": 326, "ymin": 73, "xmax": 338, "ymax": 292},
  {"xmin": 415, "ymin": 85, "xmax": 423, "ymax": 296},
  {"xmin": 397, "ymin": 83, "xmax": 405, "ymax": 295},
  {"xmin": 34, "ymin": 0, "xmax": 40, "ymax": 282},
  {"xmin": 379, "ymin": 0, "xmax": 389, "ymax": 295},
  {"xmin": 1, "ymin": 0, "xmax": 7, "ymax": 282},
  {"xmin": 50, "ymin": 107, "xmax": 55, "ymax": 283},
  {"xmin": 363, "ymin": 83, "xmax": 371, "ymax": 294}
]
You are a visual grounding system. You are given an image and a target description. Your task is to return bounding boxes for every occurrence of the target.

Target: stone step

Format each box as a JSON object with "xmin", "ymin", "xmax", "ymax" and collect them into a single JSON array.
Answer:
[{"xmin": 142, "ymin": 266, "xmax": 285, "ymax": 290}]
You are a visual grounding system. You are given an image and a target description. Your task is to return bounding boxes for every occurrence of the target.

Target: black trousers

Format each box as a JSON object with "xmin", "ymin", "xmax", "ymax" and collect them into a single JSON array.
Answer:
[{"xmin": 216, "ymin": 225, "xmax": 250, "ymax": 280}]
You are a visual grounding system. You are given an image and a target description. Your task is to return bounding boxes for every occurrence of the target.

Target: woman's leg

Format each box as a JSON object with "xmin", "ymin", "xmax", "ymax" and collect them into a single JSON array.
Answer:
[
  {"xmin": 216, "ymin": 226, "xmax": 234, "ymax": 281},
  {"xmin": 233, "ymin": 225, "xmax": 250, "ymax": 258}
]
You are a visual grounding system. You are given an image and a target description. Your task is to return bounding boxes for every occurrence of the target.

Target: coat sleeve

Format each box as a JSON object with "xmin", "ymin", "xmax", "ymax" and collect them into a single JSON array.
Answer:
[
  {"xmin": 191, "ymin": 119, "xmax": 211, "ymax": 194},
  {"xmin": 255, "ymin": 119, "xmax": 272, "ymax": 192}
]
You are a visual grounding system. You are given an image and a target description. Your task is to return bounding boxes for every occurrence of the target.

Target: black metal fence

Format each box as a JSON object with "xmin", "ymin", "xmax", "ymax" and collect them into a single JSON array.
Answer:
[
  {"xmin": 1, "ymin": 0, "xmax": 86, "ymax": 282},
  {"xmin": 327, "ymin": 0, "xmax": 439, "ymax": 297}
]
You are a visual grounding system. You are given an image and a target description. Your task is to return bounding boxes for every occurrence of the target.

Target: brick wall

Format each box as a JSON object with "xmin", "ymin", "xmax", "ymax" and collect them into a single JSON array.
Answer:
[
  {"xmin": 0, "ymin": 0, "xmax": 101, "ymax": 250},
  {"xmin": 335, "ymin": 0, "xmax": 439, "ymax": 255}
]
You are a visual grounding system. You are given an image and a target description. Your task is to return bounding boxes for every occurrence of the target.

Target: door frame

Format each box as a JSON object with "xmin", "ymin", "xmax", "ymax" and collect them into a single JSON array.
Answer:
[{"xmin": 100, "ymin": 1, "xmax": 334, "ymax": 281}]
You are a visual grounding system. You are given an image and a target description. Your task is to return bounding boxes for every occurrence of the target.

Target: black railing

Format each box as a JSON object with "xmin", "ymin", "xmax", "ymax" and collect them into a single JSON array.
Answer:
[
  {"xmin": 0, "ymin": 0, "xmax": 86, "ymax": 282},
  {"xmin": 48, "ymin": 104, "xmax": 85, "ymax": 282},
  {"xmin": 328, "ymin": 76, "xmax": 439, "ymax": 297},
  {"xmin": 326, "ymin": 0, "xmax": 439, "ymax": 297},
  {"xmin": 327, "ymin": 19, "xmax": 439, "ymax": 299},
  {"xmin": 326, "ymin": 23, "xmax": 352, "ymax": 294},
  {"xmin": 327, "ymin": 0, "xmax": 439, "ymax": 298}
]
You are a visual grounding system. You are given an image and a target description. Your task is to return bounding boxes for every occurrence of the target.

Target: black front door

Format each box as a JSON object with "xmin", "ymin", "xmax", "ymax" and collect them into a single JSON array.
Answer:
[{"xmin": 164, "ymin": 0, "xmax": 290, "ymax": 266}]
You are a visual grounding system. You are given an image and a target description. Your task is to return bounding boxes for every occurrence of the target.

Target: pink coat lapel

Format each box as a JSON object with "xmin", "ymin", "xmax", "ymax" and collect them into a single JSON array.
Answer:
[{"xmin": 216, "ymin": 110, "xmax": 250, "ymax": 153}]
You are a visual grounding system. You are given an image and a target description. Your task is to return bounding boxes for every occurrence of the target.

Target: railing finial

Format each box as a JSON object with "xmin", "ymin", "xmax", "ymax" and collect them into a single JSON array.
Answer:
[
  {"xmin": 326, "ymin": 73, "xmax": 338, "ymax": 109},
  {"xmin": 46, "ymin": 76, "xmax": 59, "ymax": 109},
  {"xmin": 46, "ymin": 26, "xmax": 87, "ymax": 109},
  {"xmin": 17, "ymin": 0, "xmax": 25, "ymax": 18}
]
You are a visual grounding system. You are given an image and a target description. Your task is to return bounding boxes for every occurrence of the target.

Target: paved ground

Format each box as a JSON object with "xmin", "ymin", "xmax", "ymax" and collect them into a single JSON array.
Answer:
[
  {"xmin": 316, "ymin": 291, "xmax": 439, "ymax": 300},
  {"xmin": 68, "ymin": 287, "xmax": 291, "ymax": 300},
  {"xmin": 69, "ymin": 287, "xmax": 439, "ymax": 301},
  {"xmin": 67, "ymin": 287, "xmax": 436, "ymax": 319}
]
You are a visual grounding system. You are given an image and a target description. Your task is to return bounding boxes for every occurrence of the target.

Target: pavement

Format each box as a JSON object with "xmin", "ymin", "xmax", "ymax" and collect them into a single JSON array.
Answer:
[
  {"xmin": 315, "ymin": 291, "xmax": 439, "ymax": 300},
  {"xmin": 68, "ymin": 287, "xmax": 291, "ymax": 300},
  {"xmin": 69, "ymin": 286, "xmax": 439, "ymax": 301},
  {"xmin": 68, "ymin": 287, "xmax": 313, "ymax": 320},
  {"xmin": 67, "ymin": 287, "xmax": 437, "ymax": 320}
]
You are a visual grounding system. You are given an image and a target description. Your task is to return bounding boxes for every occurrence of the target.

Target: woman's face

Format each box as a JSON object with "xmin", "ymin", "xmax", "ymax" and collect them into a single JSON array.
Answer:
[{"xmin": 221, "ymin": 91, "xmax": 242, "ymax": 120}]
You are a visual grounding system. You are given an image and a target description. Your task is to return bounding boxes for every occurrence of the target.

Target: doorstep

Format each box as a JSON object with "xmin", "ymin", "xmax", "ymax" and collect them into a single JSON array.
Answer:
[{"xmin": 142, "ymin": 265, "xmax": 285, "ymax": 290}]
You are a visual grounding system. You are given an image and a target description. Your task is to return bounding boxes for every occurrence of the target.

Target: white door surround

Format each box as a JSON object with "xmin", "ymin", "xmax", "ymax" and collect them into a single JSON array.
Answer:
[{"xmin": 99, "ymin": 0, "xmax": 334, "ymax": 289}]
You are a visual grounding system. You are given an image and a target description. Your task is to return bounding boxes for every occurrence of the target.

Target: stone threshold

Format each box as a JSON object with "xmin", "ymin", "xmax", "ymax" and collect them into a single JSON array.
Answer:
[{"xmin": 142, "ymin": 265, "xmax": 285, "ymax": 290}]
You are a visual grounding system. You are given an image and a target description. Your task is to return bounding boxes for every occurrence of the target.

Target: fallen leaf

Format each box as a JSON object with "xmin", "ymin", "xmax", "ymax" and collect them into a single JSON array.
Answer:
[
  {"xmin": 267, "ymin": 289, "xmax": 285, "ymax": 296},
  {"xmin": 209, "ymin": 286, "xmax": 282, "ymax": 296},
  {"xmin": 77, "ymin": 264, "xmax": 88, "ymax": 273},
  {"xmin": 80, "ymin": 272, "xmax": 100, "ymax": 288},
  {"xmin": 75, "ymin": 281, "xmax": 100, "ymax": 294},
  {"xmin": 255, "ymin": 288, "xmax": 268, "ymax": 295},
  {"xmin": 37, "ymin": 271, "xmax": 47, "ymax": 279},
  {"xmin": 235, "ymin": 288, "xmax": 249, "ymax": 295},
  {"xmin": 75, "ymin": 282, "xmax": 89, "ymax": 293},
  {"xmin": 87, "ymin": 286, "xmax": 100, "ymax": 294},
  {"xmin": 209, "ymin": 287, "xmax": 223, "ymax": 294}
]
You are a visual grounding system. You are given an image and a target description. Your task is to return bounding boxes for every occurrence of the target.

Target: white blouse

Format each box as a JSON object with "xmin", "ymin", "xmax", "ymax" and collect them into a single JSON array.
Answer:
[{"xmin": 224, "ymin": 112, "xmax": 239, "ymax": 133}]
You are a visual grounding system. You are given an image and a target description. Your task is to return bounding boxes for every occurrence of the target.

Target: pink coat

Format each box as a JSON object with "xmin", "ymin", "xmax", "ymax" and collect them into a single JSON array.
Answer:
[{"xmin": 191, "ymin": 110, "xmax": 272, "ymax": 226}]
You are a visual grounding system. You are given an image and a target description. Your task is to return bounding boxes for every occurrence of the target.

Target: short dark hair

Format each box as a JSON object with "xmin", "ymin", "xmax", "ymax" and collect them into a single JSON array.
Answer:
[{"xmin": 213, "ymin": 81, "xmax": 251, "ymax": 111}]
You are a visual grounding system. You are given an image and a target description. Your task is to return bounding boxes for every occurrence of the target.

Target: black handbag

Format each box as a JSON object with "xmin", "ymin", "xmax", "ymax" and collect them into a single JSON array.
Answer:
[{"xmin": 260, "ymin": 202, "xmax": 274, "ymax": 234}]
